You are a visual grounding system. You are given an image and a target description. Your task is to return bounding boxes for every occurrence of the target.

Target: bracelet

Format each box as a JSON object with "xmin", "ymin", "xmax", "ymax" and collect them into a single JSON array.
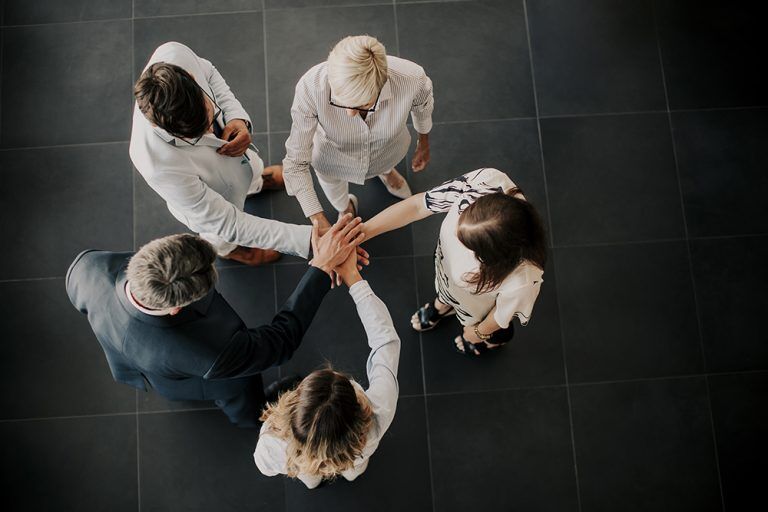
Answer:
[{"xmin": 473, "ymin": 325, "xmax": 492, "ymax": 342}]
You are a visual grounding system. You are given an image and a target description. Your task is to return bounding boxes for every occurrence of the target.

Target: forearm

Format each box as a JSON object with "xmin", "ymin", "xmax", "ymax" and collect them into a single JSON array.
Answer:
[
  {"xmin": 283, "ymin": 156, "xmax": 324, "ymax": 218},
  {"xmin": 364, "ymin": 193, "xmax": 431, "ymax": 240},
  {"xmin": 476, "ymin": 307, "xmax": 502, "ymax": 336}
]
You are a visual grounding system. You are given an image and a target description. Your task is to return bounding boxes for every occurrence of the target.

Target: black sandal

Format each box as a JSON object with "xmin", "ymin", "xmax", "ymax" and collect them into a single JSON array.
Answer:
[
  {"xmin": 412, "ymin": 301, "xmax": 455, "ymax": 332},
  {"xmin": 453, "ymin": 335, "xmax": 489, "ymax": 357}
]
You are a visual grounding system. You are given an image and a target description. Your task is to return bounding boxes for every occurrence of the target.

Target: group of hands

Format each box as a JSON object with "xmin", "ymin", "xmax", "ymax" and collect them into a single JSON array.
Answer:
[{"xmin": 308, "ymin": 214, "xmax": 369, "ymax": 289}]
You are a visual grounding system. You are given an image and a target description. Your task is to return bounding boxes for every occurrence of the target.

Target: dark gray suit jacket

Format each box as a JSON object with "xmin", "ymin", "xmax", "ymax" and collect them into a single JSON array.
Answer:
[{"xmin": 65, "ymin": 250, "xmax": 329, "ymax": 401}]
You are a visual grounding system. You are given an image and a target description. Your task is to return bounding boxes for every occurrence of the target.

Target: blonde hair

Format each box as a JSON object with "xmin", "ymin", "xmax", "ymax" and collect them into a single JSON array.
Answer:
[
  {"xmin": 260, "ymin": 368, "xmax": 373, "ymax": 479},
  {"xmin": 327, "ymin": 35, "xmax": 388, "ymax": 108}
]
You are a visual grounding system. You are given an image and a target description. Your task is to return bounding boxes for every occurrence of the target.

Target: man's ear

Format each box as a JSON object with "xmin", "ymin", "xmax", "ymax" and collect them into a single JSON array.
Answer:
[{"xmin": 169, "ymin": 306, "xmax": 183, "ymax": 316}]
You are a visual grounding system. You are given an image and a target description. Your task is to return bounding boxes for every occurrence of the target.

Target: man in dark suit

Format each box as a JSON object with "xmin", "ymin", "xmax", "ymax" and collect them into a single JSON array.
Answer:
[{"xmin": 66, "ymin": 215, "xmax": 366, "ymax": 427}]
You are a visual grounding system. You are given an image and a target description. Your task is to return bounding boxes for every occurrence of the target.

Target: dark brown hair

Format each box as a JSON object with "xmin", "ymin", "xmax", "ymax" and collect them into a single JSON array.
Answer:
[
  {"xmin": 260, "ymin": 368, "xmax": 373, "ymax": 478},
  {"xmin": 134, "ymin": 62, "xmax": 209, "ymax": 138},
  {"xmin": 457, "ymin": 188, "xmax": 547, "ymax": 294}
]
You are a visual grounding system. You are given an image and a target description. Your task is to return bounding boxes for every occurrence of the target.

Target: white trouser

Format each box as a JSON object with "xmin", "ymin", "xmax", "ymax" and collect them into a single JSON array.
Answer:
[
  {"xmin": 315, "ymin": 172, "xmax": 351, "ymax": 213},
  {"xmin": 315, "ymin": 167, "xmax": 395, "ymax": 213},
  {"xmin": 200, "ymin": 150, "xmax": 264, "ymax": 256}
]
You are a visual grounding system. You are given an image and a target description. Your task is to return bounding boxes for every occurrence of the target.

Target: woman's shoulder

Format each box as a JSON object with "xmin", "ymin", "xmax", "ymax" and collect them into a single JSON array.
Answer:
[
  {"xmin": 499, "ymin": 261, "xmax": 544, "ymax": 290},
  {"xmin": 386, "ymin": 56, "xmax": 426, "ymax": 79},
  {"xmin": 467, "ymin": 168, "xmax": 517, "ymax": 190}
]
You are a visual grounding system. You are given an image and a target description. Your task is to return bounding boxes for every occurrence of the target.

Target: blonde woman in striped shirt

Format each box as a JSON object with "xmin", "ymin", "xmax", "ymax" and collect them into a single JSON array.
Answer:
[{"xmin": 283, "ymin": 35, "xmax": 434, "ymax": 230}]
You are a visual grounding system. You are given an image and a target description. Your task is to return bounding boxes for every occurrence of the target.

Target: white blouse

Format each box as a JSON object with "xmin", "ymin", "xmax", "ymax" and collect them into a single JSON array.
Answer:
[
  {"xmin": 253, "ymin": 280, "xmax": 400, "ymax": 489},
  {"xmin": 424, "ymin": 168, "xmax": 544, "ymax": 328}
]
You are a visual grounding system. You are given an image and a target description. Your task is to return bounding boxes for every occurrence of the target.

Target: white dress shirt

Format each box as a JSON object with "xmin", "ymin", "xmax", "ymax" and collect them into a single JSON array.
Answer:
[
  {"xmin": 129, "ymin": 42, "xmax": 312, "ymax": 257},
  {"xmin": 283, "ymin": 56, "xmax": 434, "ymax": 217},
  {"xmin": 253, "ymin": 280, "xmax": 401, "ymax": 489}
]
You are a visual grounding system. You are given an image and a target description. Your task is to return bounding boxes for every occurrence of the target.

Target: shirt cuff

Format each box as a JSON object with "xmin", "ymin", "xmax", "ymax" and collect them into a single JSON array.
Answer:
[
  {"xmin": 411, "ymin": 113, "xmax": 433, "ymax": 135},
  {"xmin": 349, "ymin": 280, "xmax": 373, "ymax": 305},
  {"xmin": 297, "ymin": 191, "xmax": 325, "ymax": 218}
]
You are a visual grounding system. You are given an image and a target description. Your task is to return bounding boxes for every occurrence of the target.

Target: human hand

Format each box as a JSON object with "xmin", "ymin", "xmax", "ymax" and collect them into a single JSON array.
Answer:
[
  {"xmin": 462, "ymin": 324, "xmax": 485, "ymax": 345},
  {"xmin": 311, "ymin": 213, "xmax": 332, "ymax": 235},
  {"xmin": 411, "ymin": 140, "xmax": 430, "ymax": 172},
  {"xmin": 309, "ymin": 214, "xmax": 365, "ymax": 281},
  {"xmin": 217, "ymin": 119, "xmax": 251, "ymax": 157},
  {"xmin": 335, "ymin": 247, "xmax": 363, "ymax": 287}
]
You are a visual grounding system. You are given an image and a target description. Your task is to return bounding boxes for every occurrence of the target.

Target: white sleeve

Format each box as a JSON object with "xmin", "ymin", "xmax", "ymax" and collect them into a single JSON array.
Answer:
[
  {"xmin": 410, "ymin": 70, "xmax": 434, "ymax": 134},
  {"xmin": 349, "ymin": 281, "xmax": 401, "ymax": 438},
  {"xmin": 200, "ymin": 55, "xmax": 251, "ymax": 128},
  {"xmin": 253, "ymin": 433, "xmax": 287, "ymax": 477},
  {"xmin": 283, "ymin": 76, "xmax": 323, "ymax": 218},
  {"xmin": 147, "ymin": 169, "xmax": 311, "ymax": 258},
  {"xmin": 423, "ymin": 168, "xmax": 516, "ymax": 214},
  {"xmin": 494, "ymin": 278, "xmax": 543, "ymax": 328}
]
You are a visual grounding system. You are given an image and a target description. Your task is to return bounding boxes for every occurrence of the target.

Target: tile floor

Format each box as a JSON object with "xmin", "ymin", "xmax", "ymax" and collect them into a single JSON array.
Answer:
[{"xmin": 1, "ymin": 1, "xmax": 766, "ymax": 511}]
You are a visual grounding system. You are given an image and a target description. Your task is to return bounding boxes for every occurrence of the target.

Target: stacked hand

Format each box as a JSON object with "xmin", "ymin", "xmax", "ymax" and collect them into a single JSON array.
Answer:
[{"xmin": 310, "ymin": 214, "xmax": 368, "ymax": 287}]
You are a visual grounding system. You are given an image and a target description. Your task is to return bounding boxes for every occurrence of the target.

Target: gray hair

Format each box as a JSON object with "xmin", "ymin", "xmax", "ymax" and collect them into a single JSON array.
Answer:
[
  {"xmin": 327, "ymin": 35, "xmax": 388, "ymax": 108},
  {"xmin": 127, "ymin": 234, "xmax": 218, "ymax": 310}
]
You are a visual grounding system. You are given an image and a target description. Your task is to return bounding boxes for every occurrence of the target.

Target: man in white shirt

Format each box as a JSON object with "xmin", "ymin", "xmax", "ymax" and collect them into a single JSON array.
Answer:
[{"xmin": 130, "ymin": 42, "xmax": 312, "ymax": 265}]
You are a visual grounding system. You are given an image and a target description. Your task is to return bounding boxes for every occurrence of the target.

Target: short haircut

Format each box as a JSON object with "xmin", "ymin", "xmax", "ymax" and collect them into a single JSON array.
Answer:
[
  {"xmin": 327, "ymin": 35, "xmax": 388, "ymax": 108},
  {"xmin": 127, "ymin": 234, "xmax": 218, "ymax": 310},
  {"xmin": 134, "ymin": 62, "xmax": 209, "ymax": 138}
]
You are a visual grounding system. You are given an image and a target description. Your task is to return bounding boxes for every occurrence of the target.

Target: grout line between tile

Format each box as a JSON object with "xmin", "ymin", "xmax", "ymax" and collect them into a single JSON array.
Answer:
[
  {"xmin": 411, "ymin": 233, "xmax": 437, "ymax": 512},
  {"xmin": 135, "ymin": 391, "xmax": 141, "ymax": 512},
  {"xmin": 392, "ymin": 0, "xmax": 401, "ymax": 57},
  {"xmin": 652, "ymin": 6, "xmax": 725, "ymax": 510},
  {"xmin": 522, "ymin": 1, "xmax": 582, "ymax": 510}
]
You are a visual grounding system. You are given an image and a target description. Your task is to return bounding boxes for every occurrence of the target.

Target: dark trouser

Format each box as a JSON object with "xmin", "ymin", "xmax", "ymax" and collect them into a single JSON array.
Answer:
[{"xmin": 214, "ymin": 374, "xmax": 265, "ymax": 428}]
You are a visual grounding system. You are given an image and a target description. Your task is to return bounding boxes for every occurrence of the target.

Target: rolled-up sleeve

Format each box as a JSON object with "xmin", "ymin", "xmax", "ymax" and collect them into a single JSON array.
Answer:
[{"xmin": 410, "ymin": 70, "xmax": 434, "ymax": 135}]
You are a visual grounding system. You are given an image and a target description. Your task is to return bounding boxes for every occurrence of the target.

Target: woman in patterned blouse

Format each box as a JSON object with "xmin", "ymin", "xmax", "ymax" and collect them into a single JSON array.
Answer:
[{"xmin": 363, "ymin": 168, "xmax": 547, "ymax": 355}]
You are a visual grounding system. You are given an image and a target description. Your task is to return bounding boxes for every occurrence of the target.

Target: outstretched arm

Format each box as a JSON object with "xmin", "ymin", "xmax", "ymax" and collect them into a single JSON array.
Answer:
[{"xmin": 362, "ymin": 192, "xmax": 432, "ymax": 241}]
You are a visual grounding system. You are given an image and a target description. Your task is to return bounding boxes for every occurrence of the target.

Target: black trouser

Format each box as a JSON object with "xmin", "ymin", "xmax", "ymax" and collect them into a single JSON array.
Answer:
[{"xmin": 214, "ymin": 374, "xmax": 265, "ymax": 428}]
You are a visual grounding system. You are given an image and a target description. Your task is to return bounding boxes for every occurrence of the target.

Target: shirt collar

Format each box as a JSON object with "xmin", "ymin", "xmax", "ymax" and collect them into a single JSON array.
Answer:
[{"xmin": 124, "ymin": 281, "xmax": 174, "ymax": 316}]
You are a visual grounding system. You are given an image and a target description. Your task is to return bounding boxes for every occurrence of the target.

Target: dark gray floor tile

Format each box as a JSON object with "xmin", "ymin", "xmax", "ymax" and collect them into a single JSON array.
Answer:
[
  {"xmin": 655, "ymin": 0, "xmax": 768, "ymax": 109},
  {"xmin": 284, "ymin": 396, "xmax": 431, "ymax": 511},
  {"xmin": 0, "ymin": 144, "xmax": 133, "ymax": 280},
  {"xmin": 555, "ymin": 241, "xmax": 703, "ymax": 382},
  {"xmin": 708, "ymin": 372, "xmax": 768, "ymax": 512},
  {"xmin": 406, "ymin": 120, "xmax": 547, "ymax": 256},
  {"xmin": 3, "ymin": 0, "xmax": 130, "ymax": 25},
  {"xmin": 398, "ymin": 0, "xmax": 535, "ymax": 122},
  {"xmin": 135, "ymin": 0, "xmax": 261, "ymax": 18},
  {"xmin": 133, "ymin": 13, "xmax": 267, "ymax": 132},
  {"xmin": 275, "ymin": 256, "xmax": 423, "ymax": 395},
  {"xmin": 265, "ymin": 5, "xmax": 397, "ymax": 131},
  {"xmin": 690, "ymin": 236, "xmax": 768, "ymax": 372},
  {"xmin": 139, "ymin": 409, "xmax": 283, "ymax": 512},
  {"xmin": 269, "ymin": 133, "xmax": 413, "ymax": 258},
  {"xmin": 137, "ymin": 263, "xmax": 279, "ymax": 413},
  {"xmin": 428, "ymin": 387, "xmax": 578, "ymax": 512},
  {"xmin": 268, "ymin": 0, "xmax": 384, "ymax": 8},
  {"xmin": 672, "ymin": 108, "xmax": 768, "ymax": 237},
  {"xmin": 1, "ymin": 21, "xmax": 131, "ymax": 147},
  {"xmin": 571, "ymin": 378, "xmax": 722, "ymax": 512},
  {"xmin": 0, "ymin": 279, "xmax": 136, "ymax": 419},
  {"xmin": 527, "ymin": 0, "xmax": 665, "ymax": 116},
  {"xmin": 0, "ymin": 416, "xmax": 137, "ymax": 512},
  {"xmin": 416, "ymin": 255, "xmax": 565, "ymax": 393},
  {"xmin": 133, "ymin": 169, "xmax": 191, "ymax": 250},
  {"xmin": 543, "ymin": 113, "xmax": 685, "ymax": 246}
]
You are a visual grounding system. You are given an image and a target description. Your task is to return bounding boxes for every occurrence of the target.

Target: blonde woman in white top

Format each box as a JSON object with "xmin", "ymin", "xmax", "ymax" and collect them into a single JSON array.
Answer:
[
  {"xmin": 283, "ymin": 35, "xmax": 434, "ymax": 231},
  {"xmin": 363, "ymin": 168, "xmax": 547, "ymax": 355},
  {"xmin": 254, "ymin": 249, "xmax": 400, "ymax": 488}
]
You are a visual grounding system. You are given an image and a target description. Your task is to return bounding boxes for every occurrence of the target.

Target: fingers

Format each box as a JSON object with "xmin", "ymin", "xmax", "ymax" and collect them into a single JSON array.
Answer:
[
  {"xmin": 336, "ymin": 215, "xmax": 361, "ymax": 237},
  {"xmin": 343, "ymin": 222, "xmax": 364, "ymax": 244},
  {"xmin": 217, "ymin": 131, "xmax": 249, "ymax": 156},
  {"xmin": 329, "ymin": 213, "xmax": 352, "ymax": 234}
]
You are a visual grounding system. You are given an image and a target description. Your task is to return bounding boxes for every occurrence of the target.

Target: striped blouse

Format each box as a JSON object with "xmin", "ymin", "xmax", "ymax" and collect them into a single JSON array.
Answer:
[{"xmin": 282, "ymin": 56, "xmax": 434, "ymax": 217}]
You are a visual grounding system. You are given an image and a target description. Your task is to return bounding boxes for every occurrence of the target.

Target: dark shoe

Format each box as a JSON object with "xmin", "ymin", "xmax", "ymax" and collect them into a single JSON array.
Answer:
[
  {"xmin": 224, "ymin": 246, "xmax": 282, "ymax": 266},
  {"xmin": 264, "ymin": 374, "xmax": 303, "ymax": 403},
  {"xmin": 261, "ymin": 164, "xmax": 285, "ymax": 190},
  {"xmin": 411, "ymin": 300, "xmax": 455, "ymax": 332}
]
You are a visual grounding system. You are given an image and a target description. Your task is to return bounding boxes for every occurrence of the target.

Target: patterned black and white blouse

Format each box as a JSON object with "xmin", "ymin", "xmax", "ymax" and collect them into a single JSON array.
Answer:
[{"xmin": 424, "ymin": 168, "xmax": 544, "ymax": 327}]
